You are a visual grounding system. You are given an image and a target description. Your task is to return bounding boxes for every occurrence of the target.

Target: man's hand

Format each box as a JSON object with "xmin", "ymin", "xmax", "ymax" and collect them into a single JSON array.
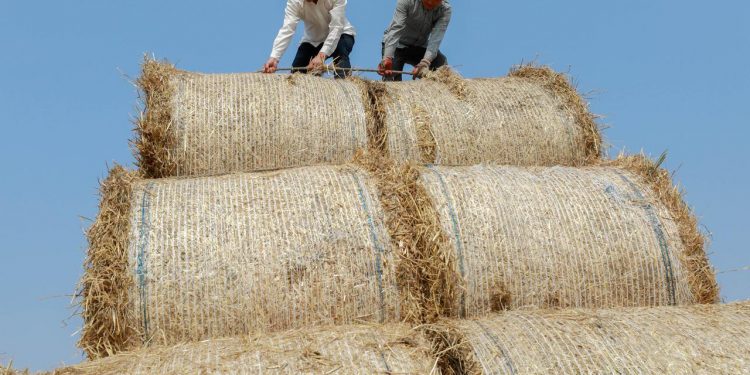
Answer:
[
  {"xmin": 378, "ymin": 57, "xmax": 394, "ymax": 76},
  {"xmin": 412, "ymin": 58, "xmax": 431, "ymax": 79},
  {"xmin": 263, "ymin": 57, "xmax": 279, "ymax": 74},
  {"xmin": 307, "ymin": 52, "xmax": 326, "ymax": 75}
]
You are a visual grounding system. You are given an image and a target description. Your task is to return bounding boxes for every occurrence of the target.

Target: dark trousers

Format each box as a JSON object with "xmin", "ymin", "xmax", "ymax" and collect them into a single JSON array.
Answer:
[
  {"xmin": 382, "ymin": 44, "xmax": 448, "ymax": 81},
  {"xmin": 292, "ymin": 33, "xmax": 355, "ymax": 79}
]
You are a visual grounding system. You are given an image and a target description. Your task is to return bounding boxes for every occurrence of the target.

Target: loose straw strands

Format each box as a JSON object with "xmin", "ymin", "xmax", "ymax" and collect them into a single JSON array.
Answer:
[{"xmin": 78, "ymin": 165, "xmax": 402, "ymax": 357}]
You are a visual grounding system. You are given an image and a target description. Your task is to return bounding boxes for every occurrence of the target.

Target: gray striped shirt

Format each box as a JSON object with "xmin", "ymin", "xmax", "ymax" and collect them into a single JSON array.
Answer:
[{"xmin": 382, "ymin": 0, "xmax": 452, "ymax": 62}]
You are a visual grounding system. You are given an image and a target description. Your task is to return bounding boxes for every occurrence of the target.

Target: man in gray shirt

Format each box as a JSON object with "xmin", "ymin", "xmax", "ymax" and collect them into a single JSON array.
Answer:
[{"xmin": 378, "ymin": 0, "xmax": 452, "ymax": 81}]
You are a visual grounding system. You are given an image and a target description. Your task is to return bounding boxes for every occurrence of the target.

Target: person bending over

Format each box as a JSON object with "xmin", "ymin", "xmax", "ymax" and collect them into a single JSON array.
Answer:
[
  {"xmin": 263, "ymin": 0, "xmax": 356, "ymax": 78},
  {"xmin": 378, "ymin": 0, "xmax": 452, "ymax": 81}
]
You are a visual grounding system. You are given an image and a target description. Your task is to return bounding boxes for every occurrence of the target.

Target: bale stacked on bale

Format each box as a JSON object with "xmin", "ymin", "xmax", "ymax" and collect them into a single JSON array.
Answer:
[
  {"xmin": 135, "ymin": 59, "xmax": 601, "ymax": 178},
  {"xmin": 59, "ymin": 324, "xmax": 438, "ymax": 375},
  {"xmin": 383, "ymin": 66, "xmax": 600, "ymax": 166},
  {"xmin": 136, "ymin": 60, "xmax": 369, "ymax": 177},
  {"xmin": 79, "ymin": 164, "xmax": 405, "ymax": 358},
  {"xmin": 432, "ymin": 302, "xmax": 750, "ymax": 374},
  {"xmin": 418, "ymin": 155, "xmax": 718, "ymax": 318}
]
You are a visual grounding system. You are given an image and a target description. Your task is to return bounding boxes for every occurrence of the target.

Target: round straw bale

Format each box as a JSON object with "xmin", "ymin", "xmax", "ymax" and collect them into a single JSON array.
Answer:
[
  {"xmin": 134, "ymin": 59, "xmax": 601, "ymax": 178},
  {"xmin": 134, "ymin": 58, "xmax": 369, "ymax": 178},
  {"xmin": 79, "ymin": 165, "xmax": 403, "ymax": 358},
  {"xmin": 58, "ymin": 324, "xmax": 438, "ymax": 375},
  {"xmin": 436, "ymin": 303, "xmax": 750, "ymax": 374},
  {"xmin": 419, "ymin": 159, "xmax": 717, "ymax": 318},
  {"xmin": 384, "ymin": 66, "xmax": 601, "ymax": 166}
]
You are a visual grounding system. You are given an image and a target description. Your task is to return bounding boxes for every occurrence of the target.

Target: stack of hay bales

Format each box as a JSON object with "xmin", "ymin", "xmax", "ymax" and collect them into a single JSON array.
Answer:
[{"xmin": 68, "ymin": 58, "xmax": 747, "ymax": 374}]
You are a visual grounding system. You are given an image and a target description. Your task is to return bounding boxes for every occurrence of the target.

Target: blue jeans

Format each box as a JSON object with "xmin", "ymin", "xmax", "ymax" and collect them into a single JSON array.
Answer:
[
  {"xmin": 292, "ymin": 34, "xmax": 355, "ymax": 79},
  {"xmin": 381, "ymin": 44, "xmax": 448, "ymax": 81}
]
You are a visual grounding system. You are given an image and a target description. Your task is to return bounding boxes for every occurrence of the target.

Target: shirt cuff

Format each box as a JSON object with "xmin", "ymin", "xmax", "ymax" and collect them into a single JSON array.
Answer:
[{"xmin": 423, "ymin": 51, "xmax": 435, "ymax": 62}]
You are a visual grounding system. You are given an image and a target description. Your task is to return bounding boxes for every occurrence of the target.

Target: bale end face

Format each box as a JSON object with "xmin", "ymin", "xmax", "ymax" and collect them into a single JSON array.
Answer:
[
  {"xmin": 77, "ymin": 165, "xmax": 141, "ymax": 359},
  {"xmin": 132, "ymin": 57, "xmax": 181, "ymax": 178}
]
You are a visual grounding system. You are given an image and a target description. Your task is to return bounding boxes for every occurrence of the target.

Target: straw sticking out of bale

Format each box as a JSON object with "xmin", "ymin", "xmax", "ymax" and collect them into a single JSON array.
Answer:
[
  {"xmin": 509, "ymin": 64, "xmax": 602, "ymax": 163},
  {"xmin": 608, "ymin": 154, "xmax": 719, "ymax": 303},
  {"xmin": 355, "ymin": 151, "xmax": 459, "ymax": 324},
  {"xmin": 435, "ymin": 303, "xmax": 750, "ymax": 374},
  {"xmin": 133, "ymin": 58, "xmax": 181, "ymax": 178},
  {"xmin": 58, "ymin": 324, "xmax": 439, "ymax": 375},
  {"xmin": 419, "ymin": 161, "xmax": 707, "ymax": 316},
  {"xmin": 78, "ymin": 166, "xmax": 141, "ymax": 359},
  {"xmin": 424, "ymin": 66, "xmax": 471, "ymax": 100}
]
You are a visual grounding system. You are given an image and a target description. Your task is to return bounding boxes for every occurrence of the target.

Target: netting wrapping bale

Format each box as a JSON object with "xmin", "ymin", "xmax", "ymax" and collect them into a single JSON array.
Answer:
[
  {"xmin": 79, "ymin": 165, "xmax": 403, "ymax": 358},
  {"xmin": 135, "ymin": 59, "xmax": 369, "ymax": 177},
  {"xmin": 419, "ymin": 155, "xmax": 717, "ymax": 318},
  {"xmin": 384, "ymin": 66, "xmax": 600, "ymax": 166},
  {"xmin": 135, "ymin": 60, "xmax": 601, "ymax": 178},
  {"xmin": 435, "ymin": 303, "xmax": 750, "ymax": 374},
  {"xmin": 58, "ymin": 325, "xmax": 438, "ymax": 374}
]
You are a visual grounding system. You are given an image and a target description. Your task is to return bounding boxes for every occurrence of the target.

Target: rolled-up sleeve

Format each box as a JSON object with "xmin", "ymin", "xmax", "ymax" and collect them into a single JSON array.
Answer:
[
  {"xmin": 424, "ymin": 5, "xmax": 451, "ymax": 62},
  {"xmin": 320, "ymin": 0, "xmax": 347, "ymax": 57},
  {"xmin": 383, "ymin": 0, "xmax": 409, "ymax": 58},
  {"xmin": 270, "ymin": 1, "xmax": 302, "ymax": 60}
]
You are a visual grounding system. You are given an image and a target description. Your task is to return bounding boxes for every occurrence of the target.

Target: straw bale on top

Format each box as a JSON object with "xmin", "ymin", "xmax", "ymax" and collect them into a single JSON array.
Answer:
[
  {"xmin": 434, "ymin": 302, "xmax": 750, "ymax": 374},
  {"xmin": 385, "ymin": 66, "xmax": 600, "ymax": 166},
  {"xmin": 134, "ymin": 59, "xmax": 601, "ymax": 178}
]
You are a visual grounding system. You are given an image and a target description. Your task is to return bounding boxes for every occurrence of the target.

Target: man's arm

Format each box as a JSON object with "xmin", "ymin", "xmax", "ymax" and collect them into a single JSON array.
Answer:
[
  {"xmin": 319, "ymin": 0, "xmax": 348, "ymax": 58},
  {"xmin": 269, "ymin": 1, "xmax": 302, "ymax": 61},
  {"xmin": 382, "ymin": 0, "xmax": 410, "ymax": 59},
  {"xmin": 423, "ymin": 4, "xmax": 452, "ymax": 62}
]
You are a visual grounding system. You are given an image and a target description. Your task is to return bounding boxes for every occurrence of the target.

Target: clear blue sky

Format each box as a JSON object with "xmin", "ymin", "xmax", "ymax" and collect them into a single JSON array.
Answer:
[{"xmin": 1, "ymin": 1, "xmax": 748, "ymax": 371}]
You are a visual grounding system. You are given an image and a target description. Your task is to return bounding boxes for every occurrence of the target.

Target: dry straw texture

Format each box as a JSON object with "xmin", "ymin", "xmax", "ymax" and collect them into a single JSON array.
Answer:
[
  {"xmin": 134, "ymin": 58, "xmax": 368, "ymax": 177},
  {"xmin": 57, "ymin": 325, "xmax": 438, "ymax": 375},
  {"xmin": 419, "ymin": 161, "xmax": 715, "ymax": 318},
  {"xmin": 78, "ymin": 166, "xmax": 141, "ymax": 359},
  {"xmin": 384, "ymin": 66, "xmax": 600, "ymax": 166},
  {"xmin": 79, "ymin": 164, "xmax": 403, "ymax": 357},
  {"xmin": 438, "ymin": 302, "xmax": 750, "ymax": 374},
  {"xmin": 608, "ymin": 154, "xmax": 719, "ymax": 304},
  {"xmin": 134, "ymin": 59, "xmax": 601, "ymax": 178},
  {"xmin": 355, "ymin": 151, "xmax": 459, "ymax": 325}
]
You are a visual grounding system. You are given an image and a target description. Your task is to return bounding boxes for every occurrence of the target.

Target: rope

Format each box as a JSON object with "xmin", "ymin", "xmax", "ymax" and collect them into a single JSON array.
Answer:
[
  {"xmin": 614, "ymin": 172, "xmax": 677, "ymax": 306},
  {"xmin": 136, "ymin": 182, "xmax": 155, "ymax": 341},
  {"xmin": 426, "ymin": 165, "xmax": 467, "ymax": 317},
  {"xmin": 257, "ymin": 65, "xmax": 415, "ymax": 76},
  {"xmin": 349, "ymin": 171, "xmax": 387, "ymax": 323}
]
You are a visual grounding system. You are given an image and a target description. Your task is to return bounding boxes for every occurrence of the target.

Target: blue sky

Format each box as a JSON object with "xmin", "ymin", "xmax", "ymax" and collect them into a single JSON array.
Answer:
[{"xmin": 1, "ymin": 0, "xmax": 748, "ymax": 371}]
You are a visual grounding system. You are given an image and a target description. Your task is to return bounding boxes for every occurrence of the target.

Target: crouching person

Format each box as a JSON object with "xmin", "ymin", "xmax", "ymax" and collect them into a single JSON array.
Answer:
[
  {"xmin": 378, "ymin": 0, "xmax": 452, "ymax": 81},
  {"xmin": 264, "ymin": 0, "xmax": 356, "ymax": 78}
]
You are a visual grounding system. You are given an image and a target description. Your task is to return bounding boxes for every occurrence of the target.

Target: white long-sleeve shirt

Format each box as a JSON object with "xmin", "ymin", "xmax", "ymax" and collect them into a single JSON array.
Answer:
[{"xmin": 270, "ymin": 0, "xmax": 356, "ymax": 60}]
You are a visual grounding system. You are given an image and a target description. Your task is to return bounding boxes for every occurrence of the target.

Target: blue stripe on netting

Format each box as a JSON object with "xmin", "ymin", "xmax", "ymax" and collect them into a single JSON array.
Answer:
[
  {"xmin": 136, "ymin": 182, "xmax": 155, "ymax": 340},
  {"xmin": 426, "ymin": 165, "xmax": 466, "ymax": 317},
  {"xmin": 349, "ymin": 171, "xmax": 386, "ymax": 322},
  {"xmin": 613, "ymin": 171, "xmax": 677, "ymax": 306},
  {"xmin": 475, "ymin": 321, "xmax": 517, "ymax": 375}
]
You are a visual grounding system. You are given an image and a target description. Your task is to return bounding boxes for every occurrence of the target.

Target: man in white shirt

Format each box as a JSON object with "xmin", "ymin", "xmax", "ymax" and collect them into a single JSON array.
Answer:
[{"xmin": 263, "ymin": 0, "xmax": 356, "ymax": 79}]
